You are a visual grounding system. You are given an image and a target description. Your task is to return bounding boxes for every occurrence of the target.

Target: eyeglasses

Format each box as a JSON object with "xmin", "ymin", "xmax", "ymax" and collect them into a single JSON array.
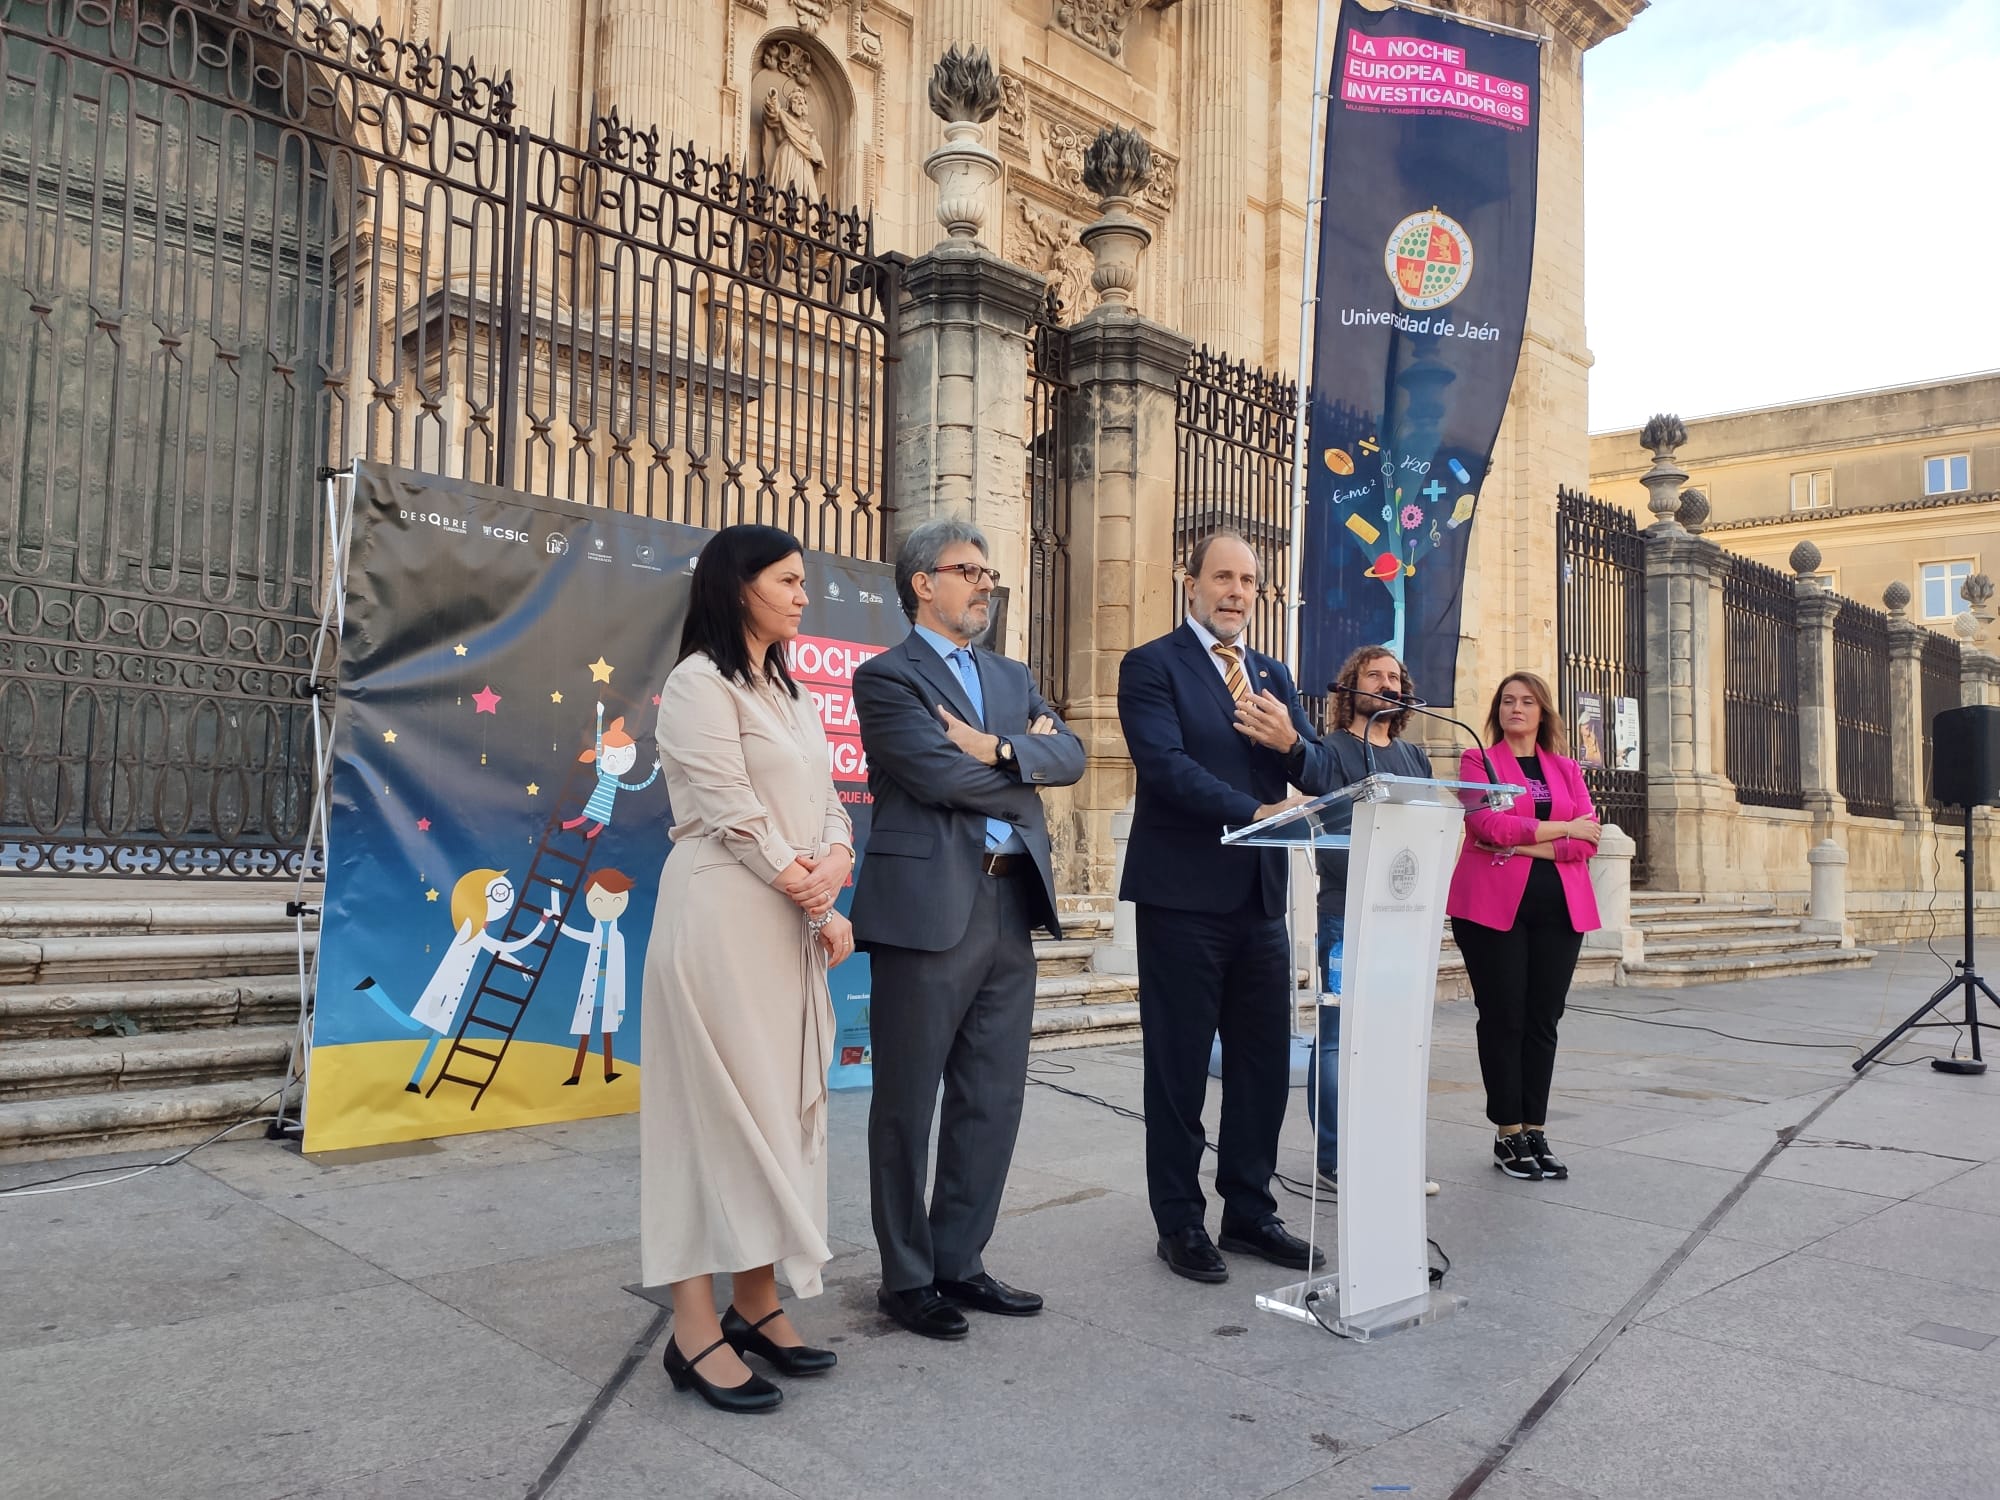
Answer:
[{"xmin": 930, "ymin": 562, "xmax": 1002, "ymax": 586}]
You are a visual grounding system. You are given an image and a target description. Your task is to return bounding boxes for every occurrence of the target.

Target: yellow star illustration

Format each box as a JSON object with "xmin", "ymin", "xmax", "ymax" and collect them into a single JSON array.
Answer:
[
  {"xmin": 526, "ymin": 782, "xmax": 540, "ymax": 796},
  {"xmin": 382, "ymin": 730, "xmax": 397, "ymax": 744},
  {"xmin": 454, "ymin": 644, "xmax": 468, "ymax": 656},
  {"xmin": 588, "ymin": 656, "xmax": 614, "ymax": 683},
  {"xmin": 425, "ymin": 888, "xmax": 439, "ymax": 901},
  {"xmin": 551, "ymin": 690, "xmax": 564, "ymax": 704}
]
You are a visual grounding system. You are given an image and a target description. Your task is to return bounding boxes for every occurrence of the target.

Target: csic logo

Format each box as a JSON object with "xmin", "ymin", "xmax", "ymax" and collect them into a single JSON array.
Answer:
[
  {"xmin": 546, "ymin": 534, "xmax": 569, "ymax": 555},
  {"xmin": 1384, "ymin": 207, "xmax": 1473, "ymax": 311},
  {"xmin": 1388, "ymin": 848, "xmax": 1421, "ymax": 900},
  {"xmin": 481, "ymin": 523, "xmax": 529, "ymax": 544},
  {"xmin": 400, "ymin": 509, "xmax": 467, "ymax": 535},
  {"xmin": 860, "ymin": 589, "xmax": 884, "ymax": 605}
]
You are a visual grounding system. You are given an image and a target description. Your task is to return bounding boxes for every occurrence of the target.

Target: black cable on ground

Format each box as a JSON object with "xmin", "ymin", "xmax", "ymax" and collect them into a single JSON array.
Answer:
[
  {"xmin": 1027, "ymin": 1055, "xmax": 1453, "ymax": 1287},
  {"xmin": 0, "ymin": 1082, "xmax": 294, "ymax": 1197},
  {"xmin": 1445, "ymin": 1072, "xmax": 1862, "ymax": 1499}
]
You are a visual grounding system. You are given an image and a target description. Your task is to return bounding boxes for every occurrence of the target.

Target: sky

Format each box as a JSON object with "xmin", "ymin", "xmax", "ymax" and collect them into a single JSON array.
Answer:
[{"xmin": 1583, "ymin": 0, "xmax": 1997, "ymax": 433}]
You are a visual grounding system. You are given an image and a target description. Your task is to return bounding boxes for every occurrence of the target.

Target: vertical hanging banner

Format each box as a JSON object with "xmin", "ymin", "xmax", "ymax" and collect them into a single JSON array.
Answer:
[
  {"xmin": 304, "ymin": 467, "xmax": 902, "ymax": 1153},
  {"xmin": 1299, "ymin": 5, "xmax": 1540, "ymax": 703}
]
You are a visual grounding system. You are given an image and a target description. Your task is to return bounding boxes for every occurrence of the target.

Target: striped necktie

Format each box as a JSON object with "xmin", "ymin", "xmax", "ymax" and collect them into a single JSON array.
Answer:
[{"xmin": 1212, "ymin": 643, "xmax": 1250, "ymax": 704}]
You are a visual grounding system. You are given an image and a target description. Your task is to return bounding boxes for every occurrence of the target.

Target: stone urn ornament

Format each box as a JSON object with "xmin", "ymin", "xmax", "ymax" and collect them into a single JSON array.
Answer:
[
  {"xmin": 924, "ymin": 45, "xmax": 1003, "ymax": 242},
  {"xmin": 1638, "ymin": 413, "xmax": 1690, "ymax": 530},
  {"xmin": 1077, "ymin": 126, "xmax": 1154, "ymax": 309}
]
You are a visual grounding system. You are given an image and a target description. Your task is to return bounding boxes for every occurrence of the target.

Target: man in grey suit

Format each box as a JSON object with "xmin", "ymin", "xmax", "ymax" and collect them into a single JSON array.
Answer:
[{"xmin": 851, "ymin": 518, "xmax": 1086, "ymax": 1341}]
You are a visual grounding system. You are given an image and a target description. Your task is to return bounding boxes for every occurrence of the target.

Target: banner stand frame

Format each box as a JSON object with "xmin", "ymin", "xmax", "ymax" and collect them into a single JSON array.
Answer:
[{"xmin": 267, "ymin": 466, "xmax": 356, "ymax": 1145}]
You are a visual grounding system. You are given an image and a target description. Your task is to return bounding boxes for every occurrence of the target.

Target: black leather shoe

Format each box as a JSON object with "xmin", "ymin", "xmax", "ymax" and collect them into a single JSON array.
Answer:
[
  {"xmin": 876, "ymin": 1284, "xmax": 969, "ymax": 1340},
  {"xmin": 722, "ymin": 1304, "xmax": 837, "ymax": 1376},
  {"xmin": 937, "ymin": 1272, "xmax": 1043, "ymax": 1317},
  {"xmin": 1156, "ymin": 1225, "xmax": 1229, "ymax": 1283},
  {"xmin": 662, "ymin": 1333, "xmax": 783, "ymax": 1413},
  {"xmin": 1218, "ymin": 1217, "xmax": 1325, "ymax": 1271}
]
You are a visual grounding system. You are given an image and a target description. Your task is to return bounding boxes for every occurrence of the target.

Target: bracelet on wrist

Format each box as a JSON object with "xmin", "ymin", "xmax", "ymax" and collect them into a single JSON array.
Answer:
[{"xmin": 806, "ymin": 912, "xmax": 833, "ymax": 933}]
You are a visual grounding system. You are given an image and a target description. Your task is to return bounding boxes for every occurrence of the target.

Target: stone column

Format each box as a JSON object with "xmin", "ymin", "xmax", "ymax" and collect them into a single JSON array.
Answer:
[
  {"xmin": 595, "ymin": 0, "xmax": 708, "ymax": 145},
  {"xmin": 1584, "ymin": 824, "xmax": 1643, "ymax": 967},
  {"xmin": 1180, "ymin": 0, "xmax": 1249, "ymax": 352},
  {"xmin": 1792, "ymin": 545, "xmax": 1845, "ymax": 825},
  {"xmin": 1062, "ymin": 307, "xmax": 1195, "ymax": 895},
  {"xmin": 443, "ymin": 0, "xmax": 574, "ymax": 137},
  {"xmin": 1963, "ymin": 642, "xmax": 2000, "ymax": 707},
  {"xmin": 892, "ymin": 247, "xmax": 1046, "ymax": 653},
  {"xmin": 1883, "ymin": 581, "xmax": 1927, "ymax": 823},
  {"xmin": 1638, "ymin": 417, "xmax": 1733, "ymax": 891},
  {"xmin": 1804, "ymin": 838, "xmax": 1852, "ymax": 945},
  {"xmin": 891, "ymin": 47, "xmax": 1040, "ymax": 655}
]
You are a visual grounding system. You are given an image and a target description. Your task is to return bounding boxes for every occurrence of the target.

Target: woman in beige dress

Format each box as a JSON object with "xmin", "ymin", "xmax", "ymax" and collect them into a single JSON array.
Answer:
[{"xmin": 644, "ymin": 523, "xmax": 856, "ymax": 1414}]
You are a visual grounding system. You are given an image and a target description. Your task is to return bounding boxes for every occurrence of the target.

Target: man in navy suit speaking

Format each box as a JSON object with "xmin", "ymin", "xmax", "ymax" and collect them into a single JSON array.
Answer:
[{"xmin": 1117, "ymin": 529, "xmax": 1337, "ymax": 1283}]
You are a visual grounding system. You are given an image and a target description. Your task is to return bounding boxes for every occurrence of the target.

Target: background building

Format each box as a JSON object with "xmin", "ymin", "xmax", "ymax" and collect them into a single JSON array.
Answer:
[{"xmin": 1589, "ymin": 372, "xmax": 2000, "ymax": 625}]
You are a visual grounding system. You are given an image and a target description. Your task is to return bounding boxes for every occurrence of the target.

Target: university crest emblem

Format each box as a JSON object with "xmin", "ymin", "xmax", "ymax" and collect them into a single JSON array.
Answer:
[{"xmin": 1384, "ymin": 208, "xmax": 1473, "ymax": 311}]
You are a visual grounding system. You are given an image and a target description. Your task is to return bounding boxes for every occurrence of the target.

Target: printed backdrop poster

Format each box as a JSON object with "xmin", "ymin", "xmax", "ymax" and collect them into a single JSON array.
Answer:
[
  {"xmin": 305, "ymin": 467, "xmax": 902, "ymax": 1152},
  {"xmin": 1298, "ymin": 5, "xmax": 1540, "ymax": 703}
]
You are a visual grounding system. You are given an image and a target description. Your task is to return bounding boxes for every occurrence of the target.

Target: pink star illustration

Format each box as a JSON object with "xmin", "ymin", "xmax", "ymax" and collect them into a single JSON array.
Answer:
[
  {"xmin": 416, "ymin": 817, "xmax": 432, "ymax": 832},
  {"xmin": 652, "ymin": 694, "xmax": 662, "ymax": 706},
  {"xmin": 471, "ymin": 685, "xmax": 502, "ymax": 715}
]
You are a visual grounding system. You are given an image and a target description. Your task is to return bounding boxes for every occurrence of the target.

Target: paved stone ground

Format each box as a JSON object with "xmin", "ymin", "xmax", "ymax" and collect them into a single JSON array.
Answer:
[{"xmin": 7, "ymin": 945, "xmax": 2000, "ymax": 1499}]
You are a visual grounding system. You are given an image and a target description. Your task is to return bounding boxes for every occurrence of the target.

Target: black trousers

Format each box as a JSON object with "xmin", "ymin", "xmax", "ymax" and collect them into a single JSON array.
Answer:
[
  {"xmin": 1135, "ymin": 902, "xmax": 1291, "ymax": 1236},
  {"xmin": 1453, "ymin": 863, "xmax": 1585, "ymax": 1128}
]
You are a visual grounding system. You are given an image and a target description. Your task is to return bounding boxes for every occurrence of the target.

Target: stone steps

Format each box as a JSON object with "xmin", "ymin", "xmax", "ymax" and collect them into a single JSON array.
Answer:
[
  {"xmin": 0, "ymin": 1075, "xmax": 296, "ymax": 1160},
  {"xmin": 0, "ymin": 898, "xmax": 303, "ymax": 938},
  {"xmin": 1636, "ymin": 914, "xmax": 1795, "ymax": 937},
  {"xmin": 1641, "ymin": 932, "xmax": 1855, "ymax": 960},
  {"xmin": 0, "ymin": 974, "xmax": 300, "ymax": 1042},
  {"xmin": 1622, "ymin": 947, "xmax": 1876, "ymax": 986},
  {"xmin": 0, "ymin": 931, "xmax": 314, "ymax": 986},
  {"xmin": 0, "ymin": 1024, "xmax": 294, "ymax": 1101}
]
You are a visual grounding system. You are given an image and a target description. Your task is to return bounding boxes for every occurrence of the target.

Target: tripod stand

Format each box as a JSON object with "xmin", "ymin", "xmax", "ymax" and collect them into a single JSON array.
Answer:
[{"xmin": 1855, "ymin": 806, "xmax": 1999, "ymax": 1075}]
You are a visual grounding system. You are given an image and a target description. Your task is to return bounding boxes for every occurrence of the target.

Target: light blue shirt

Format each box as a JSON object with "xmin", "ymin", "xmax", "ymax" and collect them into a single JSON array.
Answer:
[{"xmin": 911, "ymin": 624, "xmax": 1025, "ymax": 854}]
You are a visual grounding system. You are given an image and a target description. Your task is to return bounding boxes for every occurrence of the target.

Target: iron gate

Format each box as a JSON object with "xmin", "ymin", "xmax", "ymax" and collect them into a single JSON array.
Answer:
[
  {"xmin": 1024, "ymin": 287, "xmax": 1071, "ymax": 708},
  {"xmin": 1722, "ymin": 553, "xmax": 1804, "ymax": 809},
  {"xmin": 1554, "ymin": 487, "xmax": 1648, "ymax": 880},
  {"xmin": 1832, "ymin": 597, "xmax": 1893, "ymax": 819},
  {"xmin": 1173, "ymin": 347, "xmax": 1297, "ymax": 656},
  {"xmin": 0, "ymin": 0, "xmax": 896, "ymax": 876}
]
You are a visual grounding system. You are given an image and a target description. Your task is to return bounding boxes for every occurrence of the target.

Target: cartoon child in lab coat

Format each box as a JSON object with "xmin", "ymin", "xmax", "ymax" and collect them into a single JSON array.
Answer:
[
  {"xmin": 561, "ymin": 701, "xmax": 660, "ymax": 840},
  {"xmin": 354, "ymin": 867, "xmax": 558, "ymax": 1093},
  {"xmin": 557, "ymin": 867, "xmax": 634, "ymax": 1084}
]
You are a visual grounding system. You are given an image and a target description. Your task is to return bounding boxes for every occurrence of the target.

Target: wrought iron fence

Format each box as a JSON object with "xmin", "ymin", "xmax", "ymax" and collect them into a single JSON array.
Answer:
[
  {"xmin": 1174, "ymin": 347, "xmax": 1297, "ymax": 656},
  {"xmin": 1832, "ymin": 597, "xmax": 1894, "ymax": 818},
  {"xmin": 1922, "ymin": 629, "xmax": 1963, "ymax": 812},
  {"xmin": 0, "ymin": 0, "xmax": 896, "ymax": 876},
  {"xmin": 1555, "ymin": 487, "xmax": 1648, "ymax": 880},
  {"xmin": 1722, "ymin": 555, "xmax": 1804, "ymax": 809},
  {"xmin": 1023, "ymin": 288, "xmax": 1072, "ymax": 707}
]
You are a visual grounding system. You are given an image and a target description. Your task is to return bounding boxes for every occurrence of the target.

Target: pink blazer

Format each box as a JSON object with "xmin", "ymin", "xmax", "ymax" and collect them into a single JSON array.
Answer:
[{"xmin": 1445, "ymin": 743, "xmax": 1602, "ymax": 934}]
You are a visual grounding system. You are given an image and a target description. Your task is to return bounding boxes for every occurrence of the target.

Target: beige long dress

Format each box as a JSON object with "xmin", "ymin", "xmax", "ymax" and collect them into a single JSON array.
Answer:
[{"xmin": 640, "ymin": 652, "xmax": 852, "ymax": 1296}]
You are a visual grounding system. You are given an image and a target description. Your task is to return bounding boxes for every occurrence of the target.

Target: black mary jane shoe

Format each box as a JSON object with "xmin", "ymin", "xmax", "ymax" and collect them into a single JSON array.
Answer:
[
  {"xmin": 662, "ymin": 1332, "xmax": 783, "ymax": 1413},
  {"xmin": 722, "ymin": 1304, "xmax": 838, "ymax": 1376}
]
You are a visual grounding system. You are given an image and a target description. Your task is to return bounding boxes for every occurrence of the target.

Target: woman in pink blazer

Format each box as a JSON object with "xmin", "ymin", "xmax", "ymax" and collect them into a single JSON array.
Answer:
[{"xmin": 1446, "ymin": 672, "xmax": 1602, "ymax": 1183}]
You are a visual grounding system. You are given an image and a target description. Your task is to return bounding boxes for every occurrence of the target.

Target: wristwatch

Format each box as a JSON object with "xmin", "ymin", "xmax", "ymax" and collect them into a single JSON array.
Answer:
[{"xmin": 996, "ymin": 737, "xmax": 1015, "ymax": 766}]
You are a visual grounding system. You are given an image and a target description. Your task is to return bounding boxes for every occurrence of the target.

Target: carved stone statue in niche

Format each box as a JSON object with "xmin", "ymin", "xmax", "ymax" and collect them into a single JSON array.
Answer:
[{"xmin": 762, "ymin": 83, "xmax": 826, "ymax": 197}]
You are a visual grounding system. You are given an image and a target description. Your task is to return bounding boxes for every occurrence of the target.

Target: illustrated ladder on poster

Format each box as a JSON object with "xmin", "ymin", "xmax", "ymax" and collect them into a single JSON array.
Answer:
[{"xmin": 427, "ymin": 765, "xmax": 599, "ymax": 1108}]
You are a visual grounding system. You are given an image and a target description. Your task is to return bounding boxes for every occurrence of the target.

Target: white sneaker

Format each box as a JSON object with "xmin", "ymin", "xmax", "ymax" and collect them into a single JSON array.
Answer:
[{"xmin": 1424, "ymin": 1179, "xmax": 1441, "ymax": 1196}]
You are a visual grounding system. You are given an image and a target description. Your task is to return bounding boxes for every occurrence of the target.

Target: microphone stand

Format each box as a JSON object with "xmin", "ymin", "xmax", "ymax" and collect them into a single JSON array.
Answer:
[{"xmin": 1334, "ymin": 690, "xmax": 1512, "ymax": 808}]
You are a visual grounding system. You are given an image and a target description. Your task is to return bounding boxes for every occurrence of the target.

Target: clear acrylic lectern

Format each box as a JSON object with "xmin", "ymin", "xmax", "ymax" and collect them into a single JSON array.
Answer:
[{"xmin": 1222, "ymin": 772, "xmax": 1524, "ymax": 1341}]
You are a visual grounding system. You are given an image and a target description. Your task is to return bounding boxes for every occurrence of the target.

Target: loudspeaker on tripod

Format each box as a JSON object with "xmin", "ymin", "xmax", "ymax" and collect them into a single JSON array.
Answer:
[{"xmin": 1933, "ymin": 705, "xmax": 2000, "ymax": 809}]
